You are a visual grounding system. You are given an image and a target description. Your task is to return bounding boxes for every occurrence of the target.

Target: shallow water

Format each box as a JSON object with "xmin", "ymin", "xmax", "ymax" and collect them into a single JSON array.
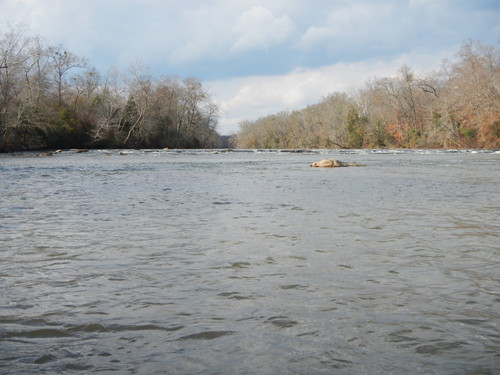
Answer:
[{"xmin": 0, "ymin": 149, "xmax": 499, "ymax": 374}]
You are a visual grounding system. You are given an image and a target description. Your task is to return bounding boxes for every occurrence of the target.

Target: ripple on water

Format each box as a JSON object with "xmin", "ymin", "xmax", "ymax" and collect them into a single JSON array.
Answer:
[
  {"xmin": 265, "ymin": 316, "xmax": 299, "ymax": 329},
  {"xmin": 217, "ymin": 292, "xmax": 263, "ymax": 300},
  {"xmin": 175, "ymin": 331, "xmax": 235, "ymax": 341}
]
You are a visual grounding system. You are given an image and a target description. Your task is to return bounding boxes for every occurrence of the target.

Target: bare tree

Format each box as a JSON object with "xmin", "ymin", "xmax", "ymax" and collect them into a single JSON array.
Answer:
[
  {"xmin": 0, "ymin": 25, "xmax": 32, "ymax": 149},
  {"xmin": 91, "ymin": 67, "xmax": 125, "ymax": 144},
  {"xmin": 48, "ymin": 45, "xmax": 86, "ymax": 107}
]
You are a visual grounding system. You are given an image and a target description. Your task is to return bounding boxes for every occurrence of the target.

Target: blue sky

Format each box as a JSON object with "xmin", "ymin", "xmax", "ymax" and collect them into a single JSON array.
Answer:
[{"xmin": 1, "ymin": 0, "xmax": 499, "ymax": 134}]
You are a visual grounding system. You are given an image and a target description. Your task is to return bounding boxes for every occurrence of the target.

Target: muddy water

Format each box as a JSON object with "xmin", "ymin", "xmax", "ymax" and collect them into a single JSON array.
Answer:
[{"xmin": 1, "ymin": 149, "xmax": 499, "ymax": 374}]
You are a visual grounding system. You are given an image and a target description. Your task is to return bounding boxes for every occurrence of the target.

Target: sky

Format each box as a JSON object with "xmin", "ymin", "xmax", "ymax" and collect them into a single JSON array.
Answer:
[{"xmin": 1, "ymin": 0, "xmax": 499, "ymax": 135}]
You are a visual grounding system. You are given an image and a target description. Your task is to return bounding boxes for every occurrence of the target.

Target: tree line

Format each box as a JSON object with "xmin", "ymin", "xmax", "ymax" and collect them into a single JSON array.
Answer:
[
  {"xmin": 236, "ymin": 40, "xmax": 499, "ymax": 149},
  {"xmin": 0, "ymin": 26, "xmax": 220, "ymax": 152}
]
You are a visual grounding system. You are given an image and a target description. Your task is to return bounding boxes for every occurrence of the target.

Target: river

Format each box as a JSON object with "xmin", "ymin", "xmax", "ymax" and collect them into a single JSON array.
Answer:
[{"xmin": 1, "ymin": 149, "xmax": 499, "ymax": 374}]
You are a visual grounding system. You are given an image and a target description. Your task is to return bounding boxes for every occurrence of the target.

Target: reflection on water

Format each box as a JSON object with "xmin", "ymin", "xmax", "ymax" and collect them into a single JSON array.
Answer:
[{"xmin": 0, "ymin": 149, "xmax": 499, "ymax": 374}]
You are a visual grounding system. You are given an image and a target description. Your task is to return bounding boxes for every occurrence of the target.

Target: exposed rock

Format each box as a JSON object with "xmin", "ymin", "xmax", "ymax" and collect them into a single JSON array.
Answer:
[{"xmin": 310, "ymin": 159, "xmax": 364, "ymax": 167}]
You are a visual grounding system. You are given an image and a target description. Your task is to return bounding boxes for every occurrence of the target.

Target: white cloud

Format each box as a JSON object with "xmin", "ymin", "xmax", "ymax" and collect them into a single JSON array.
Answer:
[
  {"xmin": 298, "ymin": 2, "xmax": 403, "ymax": 51},
  {"xmin": 166, "ymin": 4, "xmax": 235, "ymax": 64},
  {"xmin": 232, "ymin": 6, "xmax": 297, "ymax": 51},
  {"xmin": 298, "ymin": 26, "xmax": 332, "ymax": 48},
  {"xmin": 210, "ymin": 49, "xmax": 449, "ymax": 135}
]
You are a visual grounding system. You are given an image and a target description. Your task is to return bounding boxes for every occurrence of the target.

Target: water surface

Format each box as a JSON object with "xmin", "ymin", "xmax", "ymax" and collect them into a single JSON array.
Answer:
[{"xmin": 1, "ymin": 149, "xmax": 499, "ymax": 374}]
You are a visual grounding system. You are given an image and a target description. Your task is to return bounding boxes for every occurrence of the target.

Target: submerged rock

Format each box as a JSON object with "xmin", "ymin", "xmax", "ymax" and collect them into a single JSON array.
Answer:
[{"xmin": 310, "ymin": 159, "xmax": 364, "ymax": 167}]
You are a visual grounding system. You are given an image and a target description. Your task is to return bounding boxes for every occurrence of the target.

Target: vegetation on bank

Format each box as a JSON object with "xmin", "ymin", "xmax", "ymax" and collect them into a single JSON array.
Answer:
[
  {"xmin": 236, "ymin": 41, "xmax": 499, "ymax": 149},
  {"xmin": 0, "ymin": 26, "xmax": 220, "ymax": 152},
  {"xmin": 1, "ymin": 25, "xmax": 498, "ymax": 152}
]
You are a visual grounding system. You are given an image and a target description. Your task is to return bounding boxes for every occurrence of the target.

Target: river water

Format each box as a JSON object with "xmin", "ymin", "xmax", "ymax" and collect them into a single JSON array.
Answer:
[{"xmin": 0, "ymin": 149, "xmax": 499, "ymax": 374}]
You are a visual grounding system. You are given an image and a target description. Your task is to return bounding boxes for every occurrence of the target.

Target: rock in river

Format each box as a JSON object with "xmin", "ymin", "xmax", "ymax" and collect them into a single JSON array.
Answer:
[{"xmin": 310, "ymin": 159, "xmax": 364, "ymax": 167}]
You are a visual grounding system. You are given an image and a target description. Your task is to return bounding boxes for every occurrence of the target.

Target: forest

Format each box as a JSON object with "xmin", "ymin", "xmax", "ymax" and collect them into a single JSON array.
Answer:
[
  {"xmin": 0, "ymin": 26, "xmax": 220, "ymax": 152},
  {"xmin": 236, "ymin": 40, "xmax": 499, "ymax": 149}
]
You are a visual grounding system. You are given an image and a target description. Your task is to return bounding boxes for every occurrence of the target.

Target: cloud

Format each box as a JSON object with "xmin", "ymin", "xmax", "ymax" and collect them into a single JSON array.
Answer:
[
  {"xmin": 231, "ymin": 6, "xmax": 297, "ymax": 51},
  {"xmin": 166, "ymin": 4, "xmax": 235, "ymax": 64},
  {"xmin": 297, "ymin": 2, "xmax": 406, "ymax": 53},
  {"xmin": 210, "ymin": 49, "xmax": 451, "ymax": 135},
  {"xmin": 298, "ymin": 26, "xmax": 333, "ymax": 48},
  {"xmin": 2, "ymin": 0, "xmax": 497, "ymax": 75},
  {"xmin": 295, "ymin": 0, "xmax": 499, "ymax": 59}
]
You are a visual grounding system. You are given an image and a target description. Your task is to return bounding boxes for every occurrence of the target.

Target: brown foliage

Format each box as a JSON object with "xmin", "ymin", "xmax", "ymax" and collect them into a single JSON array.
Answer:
[
  {"xmin": 237, "ymin": 40, "xmax": 499, "ymax": 149},
  {"xmin": 0, "ymin": 26, "xmax": 221, "ymax": 151}
]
